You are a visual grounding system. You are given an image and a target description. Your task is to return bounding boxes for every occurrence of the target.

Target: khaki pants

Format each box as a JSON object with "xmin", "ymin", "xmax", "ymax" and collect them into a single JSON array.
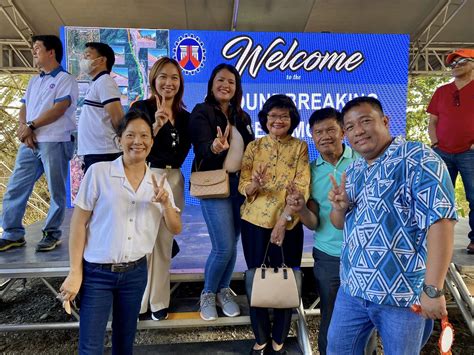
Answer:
[{"xmin": 140, "ymin": 168, "xmax": 184, "ymax": 313}]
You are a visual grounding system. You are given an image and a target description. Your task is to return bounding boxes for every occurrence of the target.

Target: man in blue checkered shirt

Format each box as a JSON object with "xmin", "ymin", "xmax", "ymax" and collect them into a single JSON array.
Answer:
[{"xmin": 327, "ymin": 97, "xmax": 457, "ymax": 354}]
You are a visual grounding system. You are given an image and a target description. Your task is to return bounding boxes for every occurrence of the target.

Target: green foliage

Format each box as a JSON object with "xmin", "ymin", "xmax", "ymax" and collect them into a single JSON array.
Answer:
[
  {"xmin": 406, "ymin": 76, "xmax": 450, "ymax": 144},
  {"xmin": 0, "ymin": 73, "xmax": 50, "ymax": 226}
]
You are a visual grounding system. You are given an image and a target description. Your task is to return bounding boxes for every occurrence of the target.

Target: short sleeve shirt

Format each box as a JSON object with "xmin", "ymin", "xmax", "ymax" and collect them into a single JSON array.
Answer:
[
  {"xmin": 310, "ymin": 145, "xmax": 359, "ymax": 257},
  {"xmin": 77, "ymin": 71, "xmax": 121, "ymax": 155},
  {"xmin": 426, "ymin": 80, "xmax": 474, "ymax": 153},
  {"xmin": 21, "ymin": 66, "xmax": 78, "ymax": 142},
  {"xmin": 341, "ymin": 136, "xmax": 457, "ymax": 307},
  {"xmin": 74, "ymin": 157, "xmax": 177, "ymax": 264}
]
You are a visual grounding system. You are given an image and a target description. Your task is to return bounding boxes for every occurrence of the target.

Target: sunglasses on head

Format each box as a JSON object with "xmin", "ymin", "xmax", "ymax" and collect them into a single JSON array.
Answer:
[{"xmin": 448, "ymin": 57, "xmax": 473, "ymax": 69}]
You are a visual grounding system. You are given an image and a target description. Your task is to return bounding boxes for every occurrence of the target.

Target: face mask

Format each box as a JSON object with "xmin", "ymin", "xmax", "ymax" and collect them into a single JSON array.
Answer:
[{"xmin": 79, "ymin": 57, "xmax": 99, "ymax": 74}]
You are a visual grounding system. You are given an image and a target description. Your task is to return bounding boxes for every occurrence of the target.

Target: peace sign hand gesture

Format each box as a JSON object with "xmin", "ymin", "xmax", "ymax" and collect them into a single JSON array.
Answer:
[
  {"xmin": 251, "ymin": 163, "xmax": 268, "ymax": 190},
  {"xmin": 211, "ymin": 125, "xmax": 230, "ymax": 154},
  {"xmin": 153, "ymin": 95, "xmax": 170, "ymax": 136},
  {"xmin": 328, "ymin": 172, "xmax": 350, "ymax": 212},
  {"xmin": 151, "ymin": 173, "xmax": 170, "ymax": 206}
]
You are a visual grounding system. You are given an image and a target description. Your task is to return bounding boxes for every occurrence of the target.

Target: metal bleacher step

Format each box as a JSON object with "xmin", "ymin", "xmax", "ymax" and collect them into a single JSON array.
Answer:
[{"xmin": 136, "ymin": 294, "xmax": 301, "ymax": 330}]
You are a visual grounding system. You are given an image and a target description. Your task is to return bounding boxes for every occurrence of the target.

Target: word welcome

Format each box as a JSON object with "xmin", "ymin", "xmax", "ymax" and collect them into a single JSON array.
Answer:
[{"xmin": 222, "ymin": 36, "xmax": 365, "ymax": 78}]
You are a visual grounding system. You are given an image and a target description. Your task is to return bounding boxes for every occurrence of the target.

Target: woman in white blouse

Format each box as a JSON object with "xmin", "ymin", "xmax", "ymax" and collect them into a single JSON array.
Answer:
[{"xmin": 60, "ymin": 110, "xmax": 181, "ymax": 354}]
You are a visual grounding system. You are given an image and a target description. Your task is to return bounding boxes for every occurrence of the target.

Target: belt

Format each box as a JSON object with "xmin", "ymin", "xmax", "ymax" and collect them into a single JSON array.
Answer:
[
  {"xmin": 150, "ymin": 164, "xmax": 179, "ymax": 169},
  {"xmin": 85, "ymin": 256, "xmax": 146, "ymax": 273}
]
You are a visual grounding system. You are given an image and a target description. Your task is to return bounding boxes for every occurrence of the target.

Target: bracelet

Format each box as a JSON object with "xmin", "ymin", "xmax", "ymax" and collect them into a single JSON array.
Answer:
[{"xmin": 431, "ymin": 142, "xmax": 439, "ymax": 148}]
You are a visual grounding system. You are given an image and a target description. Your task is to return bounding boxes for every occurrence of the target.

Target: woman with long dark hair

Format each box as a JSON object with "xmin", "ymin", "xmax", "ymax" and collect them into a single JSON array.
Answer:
[
  {"xmin": 130, "ymin": 57, "xmax": 191, "ymax": 321},
  {"xmin": 189, "ymin": 63, "xmax": 254, "ymax": 321}
]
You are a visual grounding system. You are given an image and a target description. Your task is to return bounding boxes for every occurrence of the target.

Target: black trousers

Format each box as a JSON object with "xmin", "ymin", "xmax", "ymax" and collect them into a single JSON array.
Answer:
[
  {"xmin": 83, "ymin": 152, "xmax": 122, "ymax": 173},
  {"xmin": 241, "ymin": 219, "xmax": 303, "ymax": 345}
]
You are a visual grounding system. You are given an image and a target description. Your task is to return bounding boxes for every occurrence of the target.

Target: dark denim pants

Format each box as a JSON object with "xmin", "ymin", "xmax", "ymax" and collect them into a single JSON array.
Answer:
[
  {"xmin": 435, "ymin": 147, "xmax": 474, "ymax": 242},
  {"xmin": 312, "ymin": 248, "xmax": 340, "ymax": 355},
  {"xmin": 79, "ymin": 257, "xmax": 147, "ymax": 355}
]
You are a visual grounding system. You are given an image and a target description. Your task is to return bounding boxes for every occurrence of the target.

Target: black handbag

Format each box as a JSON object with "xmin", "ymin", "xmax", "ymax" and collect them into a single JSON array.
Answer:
[{"xmin": 244, "ymin": 242, "xmax": 303, "ymax": 309}]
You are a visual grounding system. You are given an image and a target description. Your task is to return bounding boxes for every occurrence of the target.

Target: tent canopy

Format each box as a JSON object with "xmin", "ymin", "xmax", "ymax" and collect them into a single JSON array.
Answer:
[{"xmin": 1, "ymin": 0, "xmax": 473, "ymax": 74}]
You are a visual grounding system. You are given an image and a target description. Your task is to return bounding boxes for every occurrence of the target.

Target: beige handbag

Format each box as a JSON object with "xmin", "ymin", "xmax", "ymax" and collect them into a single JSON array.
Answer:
[
  {"xmin": 190, "ymin": 169, "xmax": 230, "ymax": 199},
  {"xmin": 245, "ymin": 242, "xmax": 303, "ymax": 309}
]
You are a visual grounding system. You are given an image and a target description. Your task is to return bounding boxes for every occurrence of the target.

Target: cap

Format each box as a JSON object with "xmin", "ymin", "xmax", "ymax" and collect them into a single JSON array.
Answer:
[{"xmin": 446, "ymin": 48, "xmax": 474, "ymax": 64}]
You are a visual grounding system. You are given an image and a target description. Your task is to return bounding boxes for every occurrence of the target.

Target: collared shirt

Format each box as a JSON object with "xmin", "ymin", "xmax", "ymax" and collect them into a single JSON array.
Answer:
[
  {"xmin": 74, "ymin": 157, "xmax": 177, "ymax": 264},
  {"xmin": 427, "ymin": 80, "xmax": 474, "ymax": 153},
  {"xmin": 239, "ymin": 134, "xmax": 310, "ymax": 229},
  {"xmin": 78, "ymin": 71, "xmax": 121, "ymax": 155},
  {"xmin": 311, "ymin": 145, "xmax": 359, "ymax": 257},
  {"xmin": 341, "ymin": 136, "xmax": 457, "ymax": 307},
  {"xmin": 21, "ymin": 66, "xmax": 78, "ymax": 142}
]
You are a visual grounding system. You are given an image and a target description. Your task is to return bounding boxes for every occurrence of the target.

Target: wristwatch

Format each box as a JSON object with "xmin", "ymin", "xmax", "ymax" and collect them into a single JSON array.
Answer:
[
  {"xmin": 26, "ymin": 121, "xmax": 36, "ymax": 131},
  {"xmin": 282, "ymin": 212, "xmax": 292, "ymax": 222},
  {"xmin": 422, "ymin": 282, "xmax": 444, "ymax": 298}
]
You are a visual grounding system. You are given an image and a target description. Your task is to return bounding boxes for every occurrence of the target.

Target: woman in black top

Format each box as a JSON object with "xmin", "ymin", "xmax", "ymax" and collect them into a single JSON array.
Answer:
[
  {"xmin": 130, "ymin": 57, "xmax": 190, "ymax": 321},
  {"xmin": 189, "ymin": 63, "xmax": 254, "ymax": 321}
]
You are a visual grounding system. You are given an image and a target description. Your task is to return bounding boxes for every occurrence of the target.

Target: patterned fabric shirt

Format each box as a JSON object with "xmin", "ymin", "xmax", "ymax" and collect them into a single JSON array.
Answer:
[
  {"xmin": 239, "ymin": 134, "xmax": 310, "ymax": 229},
  {"xmin": 341, "ymin": 136, "xmax": 457, "ymax": 307}
]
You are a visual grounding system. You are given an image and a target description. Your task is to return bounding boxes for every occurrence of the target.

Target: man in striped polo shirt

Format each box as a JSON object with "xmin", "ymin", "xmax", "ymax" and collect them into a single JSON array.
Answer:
[{"xmin": 77, "ymin": 42, "xmax": 124, "ymax": 172}]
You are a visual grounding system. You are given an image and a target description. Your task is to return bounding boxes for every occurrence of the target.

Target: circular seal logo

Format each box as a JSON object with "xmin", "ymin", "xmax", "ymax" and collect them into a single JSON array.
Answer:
[{"xmin": 173, "ymin": 34, "xmax": 206, "ymax": 75}]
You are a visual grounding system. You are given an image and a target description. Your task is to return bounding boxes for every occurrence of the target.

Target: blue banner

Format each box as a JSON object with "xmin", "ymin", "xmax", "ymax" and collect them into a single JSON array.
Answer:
[{"xmin": 62, "ymin": 27, "xmax": 410, "ymax": 206}]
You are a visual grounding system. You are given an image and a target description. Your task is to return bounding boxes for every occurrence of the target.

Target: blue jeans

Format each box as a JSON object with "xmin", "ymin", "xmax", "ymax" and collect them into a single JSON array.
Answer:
[
  {"xmin": 1, "ymin": 142, "xmax": 74, "ymax": 241},
  {"xmin": 79, "ymin": 257, "xmax": 147, "ymax": 355},
  {"xmin": 312, "ymin": 248, "xmax": 340, "ymax": 355},
  {"xmin": 434, "ymin": 147, "xmax": 474, "ymax": 242},
  {"xmin": 200, "ymin": 173, "xmax": 243, "ymax": 293},
  {"xmin": 327, "ymin": 289, "xmax": 433, "ymax": 355}
]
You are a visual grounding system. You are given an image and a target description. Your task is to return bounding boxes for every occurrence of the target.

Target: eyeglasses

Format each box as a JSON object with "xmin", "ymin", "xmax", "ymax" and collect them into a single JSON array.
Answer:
[
  {"xmin": 448, "ymin": 57, "xmax": 473, "ymax": 69},
  {"xmin": 267, "ymin": 114, "xmax": 291, "ymax": 122},
  {"xmin": 170, "ymin": 128, "xmax": 179, "ymax": 149},
  {"xmin": 453, "ymin": 90, "xmax": 460, "ymax": 107}
]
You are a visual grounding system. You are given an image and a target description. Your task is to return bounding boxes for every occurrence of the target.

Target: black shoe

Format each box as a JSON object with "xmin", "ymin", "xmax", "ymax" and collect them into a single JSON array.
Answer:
[
  {"xmin": 467, "ymin": 242, "xmax": 474, "ymax": 254},
  {"xmin": 0, "ymin": 238, "xmax": 26, "ymax": 251},
  {"xmin": 36, "ymin": 232, "xmax": 61, "ymax": 252},
  {"xmin": 250, "ymin": 345, "xmax": 267, "ymax": 355},
  {"xmin": 151, "ymin": 308, "xmax": 169, "ymax": 321},
  {"xmin": 270, "ymin": 346, "xmax": 286, "ymax": 355},
  {"xmin": 138, "ymin": 311, "xmax": 151, "ymax": 321}
]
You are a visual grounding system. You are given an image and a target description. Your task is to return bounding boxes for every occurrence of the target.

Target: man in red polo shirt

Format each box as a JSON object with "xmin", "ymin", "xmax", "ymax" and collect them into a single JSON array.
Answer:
[{"xmin": 427, "ymin": 48, "xmax": 474, "ymax": 254}]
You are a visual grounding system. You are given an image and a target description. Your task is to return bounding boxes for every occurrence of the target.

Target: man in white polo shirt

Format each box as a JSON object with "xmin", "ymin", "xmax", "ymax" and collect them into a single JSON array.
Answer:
[
  {"xmin": 77, "ymin": 42, "xmax": 123, "ymax": 172},
  {"xmin": 1, "ymin": 35, "xmax": 78, "ymax": 252}
]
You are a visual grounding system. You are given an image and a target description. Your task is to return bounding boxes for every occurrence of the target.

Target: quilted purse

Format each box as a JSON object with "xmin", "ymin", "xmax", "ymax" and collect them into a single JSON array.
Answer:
[{"xmin": 190, "ymin": 169, "xmax": 229, "ymax": 199}]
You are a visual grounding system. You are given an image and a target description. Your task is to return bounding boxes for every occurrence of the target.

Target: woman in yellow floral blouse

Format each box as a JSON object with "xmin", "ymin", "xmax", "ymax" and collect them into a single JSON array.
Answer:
[{"xmin": 238, "ymin": 94, "xmax": 310, "ymax": 354}]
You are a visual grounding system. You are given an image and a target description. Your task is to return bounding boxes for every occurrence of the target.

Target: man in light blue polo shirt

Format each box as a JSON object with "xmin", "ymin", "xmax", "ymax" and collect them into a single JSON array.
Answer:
[
  {"xmin": 286, "ymin": 107, "xmax": 358, "ymax": 355},
  {"xmin": 1, "ymin": 35, "xmax": 78, "ymax": 252}
]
